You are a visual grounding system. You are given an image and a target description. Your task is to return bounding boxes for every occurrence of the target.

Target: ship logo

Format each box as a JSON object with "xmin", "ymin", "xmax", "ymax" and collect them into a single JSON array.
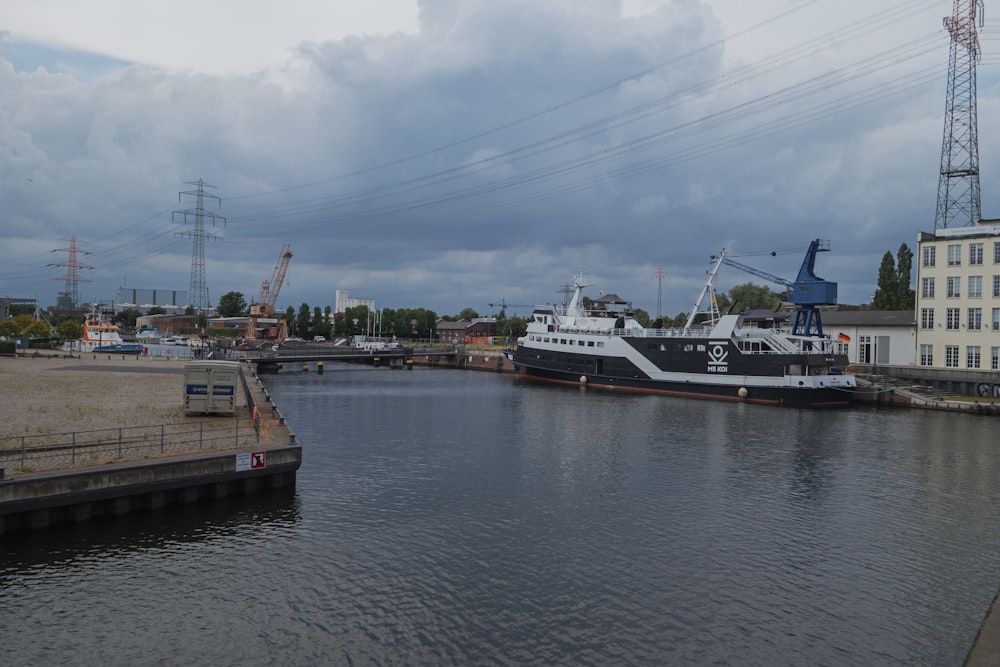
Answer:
[{"xmin": 707, "ymin": 341, "xmax": 728, "ymax": 373}]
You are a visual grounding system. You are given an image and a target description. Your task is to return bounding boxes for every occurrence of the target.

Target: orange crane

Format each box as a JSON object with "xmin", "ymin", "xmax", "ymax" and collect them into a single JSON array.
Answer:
[{"xmin": 247, "ymin": 243, "xmax": 292, "ymax": 341}]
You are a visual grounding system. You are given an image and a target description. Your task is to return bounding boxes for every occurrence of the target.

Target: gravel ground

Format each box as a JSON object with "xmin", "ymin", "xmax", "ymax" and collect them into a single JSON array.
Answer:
[{"xmin": 1, "ymin": 354, "xmax": 209, "ymax": 437}]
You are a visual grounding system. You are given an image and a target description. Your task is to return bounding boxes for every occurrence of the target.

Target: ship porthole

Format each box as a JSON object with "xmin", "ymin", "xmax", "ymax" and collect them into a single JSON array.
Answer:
[
  {"xmin": 580, "ymin": 375, "xmax": 588, "ymax": 384},
  {"xmin": 738, "ymin": 387, "xmax": 748, "ymax": 398}
]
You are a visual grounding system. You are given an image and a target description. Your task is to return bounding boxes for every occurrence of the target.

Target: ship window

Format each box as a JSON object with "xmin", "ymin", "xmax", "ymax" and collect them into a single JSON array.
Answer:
[
  {"xmin": 597, "ymin": 342, "xmax": 605, "ymax": 348},
  {"xmin": 697, "ymin": 344, "xmax": 706, "ymax": 352},
  {"xmin": 684, "ymin": 344, "xmax": 694, "ymax": 352},
  {"xmin": 560, "ymin": 339, "xmax": 567, "ymax": 345},
  {"xmin": 578, "ymin": 340, "xmax": 584, "ymax": 346},
  {"xmin": 543, "ymin": 337, "xmax": 550, "ymax": 343},
  {"xmin": 587, "ymin": 341, "xmax": 594, "ymax": 347}
]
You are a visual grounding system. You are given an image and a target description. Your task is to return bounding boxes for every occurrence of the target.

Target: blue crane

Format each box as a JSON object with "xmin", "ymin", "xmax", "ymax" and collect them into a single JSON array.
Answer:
[{"xmin": 715, "ymin": 239, "xmax": 838, "ymax": 338}]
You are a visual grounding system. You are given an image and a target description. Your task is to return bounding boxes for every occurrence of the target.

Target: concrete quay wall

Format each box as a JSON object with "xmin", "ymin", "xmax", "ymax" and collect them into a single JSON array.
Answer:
[
  {"xmin": 0, "ymin": 444, "xmax": 301, "ymax": 534},
  {"xmin": 412, "ymin": 349, "xmax": 514, "ymax": 373}
]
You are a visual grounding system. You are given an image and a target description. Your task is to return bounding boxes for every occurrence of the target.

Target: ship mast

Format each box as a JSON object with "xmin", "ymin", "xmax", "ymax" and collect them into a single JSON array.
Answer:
[{"xmin": 685, "ymin": 250, "xmax": 727, "ymax": 332}]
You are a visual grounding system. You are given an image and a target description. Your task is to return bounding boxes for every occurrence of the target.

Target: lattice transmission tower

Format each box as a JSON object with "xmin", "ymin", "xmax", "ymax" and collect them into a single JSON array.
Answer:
[
  {"xmin": 934, "ymin": 0, "xmax": 985, "ymax": 229},
  {"xmin": 48, "ymin": 236, "xmax": 94, "ymax": 309},
  {"xmin": 653, "ymin": 267, "xmax": 665, "ymax": 320},
  {"xmin": 173, "ymin": 179, "xmax": 226, "ymax": 310}
]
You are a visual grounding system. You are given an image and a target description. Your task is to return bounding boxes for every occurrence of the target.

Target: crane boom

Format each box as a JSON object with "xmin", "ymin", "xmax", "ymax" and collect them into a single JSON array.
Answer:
[
  {"xmin": 719, "ymin": 256, "xmax": 791, "ymax": 289},
  {"xmin": 247, "ymin": 244, "xmax": 293, "ymax": 340},
  {"xmin": 250, "ymin": 244, "xmax": 293, "ymax": 317}
]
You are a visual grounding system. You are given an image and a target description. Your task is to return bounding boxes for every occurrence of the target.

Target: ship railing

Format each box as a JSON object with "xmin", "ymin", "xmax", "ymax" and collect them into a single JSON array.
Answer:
[{"xmin": 745, "ymin": 328, "xmax": 834, "ymax": 354}]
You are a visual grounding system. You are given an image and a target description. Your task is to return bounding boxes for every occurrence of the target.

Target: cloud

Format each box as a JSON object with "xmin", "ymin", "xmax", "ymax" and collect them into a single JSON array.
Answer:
[{"xmin": 0, "ymin": 1, "xmax": 997, "ymax": 319}]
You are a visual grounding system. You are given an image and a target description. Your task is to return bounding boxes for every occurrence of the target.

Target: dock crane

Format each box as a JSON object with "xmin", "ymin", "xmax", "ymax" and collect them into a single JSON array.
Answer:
[
  {"xmin": 713, "ymin": 239, "xmax": 839, "ymax": 338},
  {"xmin": 488, "ymin": 300, "xmax": 533, "ymax": 315},
  {"xmin": 246, "ymin": 243, "xmax": 293, "ymax": 341}
]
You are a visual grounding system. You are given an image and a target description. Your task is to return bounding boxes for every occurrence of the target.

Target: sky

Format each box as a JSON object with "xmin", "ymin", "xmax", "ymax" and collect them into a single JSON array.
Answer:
[{"xmin": 2, "ymin": 0, "xmax": 1000, "ymax": 320}]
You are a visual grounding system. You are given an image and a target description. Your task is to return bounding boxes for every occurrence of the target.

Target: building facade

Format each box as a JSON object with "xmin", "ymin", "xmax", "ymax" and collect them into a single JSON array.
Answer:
[
  {"xmin": 915, "ymin": 220, "xmax": 1000, "ymax": 372},
  {"xmin": 334, "ymin": 290, "xmax": 375, "ymax": 315}
]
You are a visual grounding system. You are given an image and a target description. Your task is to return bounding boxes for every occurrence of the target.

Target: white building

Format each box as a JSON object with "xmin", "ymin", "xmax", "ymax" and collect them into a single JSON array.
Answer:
[
  {"xmin": 334, "ymin": 289, "xmax": 375, "ymax": 314},
  {"xmin": 915, "ymin": 220, "xmax": 1000, "ymax": 372}
]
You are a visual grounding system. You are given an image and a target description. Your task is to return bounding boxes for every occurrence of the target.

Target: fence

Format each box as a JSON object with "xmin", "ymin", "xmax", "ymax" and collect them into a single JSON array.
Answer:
[{"xmin": 0, "ymin": 418, "xmax": 259, "ymax": 474}]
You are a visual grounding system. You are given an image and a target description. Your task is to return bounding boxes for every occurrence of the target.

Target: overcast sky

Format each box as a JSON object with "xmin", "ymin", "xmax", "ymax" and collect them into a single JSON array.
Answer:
[{"xmin": 2, "ymin": 0, "xmax": 999, "ymax": 319}]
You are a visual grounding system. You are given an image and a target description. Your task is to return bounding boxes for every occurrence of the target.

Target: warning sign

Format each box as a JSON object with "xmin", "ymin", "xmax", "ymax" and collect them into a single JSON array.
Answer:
[
  {"xmin": 236, "ymin": 451, "xmax": 267, "ymax": 471},
  {"xmin": 251, "ymin": 451, "xmax": 266, "ymax": 469}
]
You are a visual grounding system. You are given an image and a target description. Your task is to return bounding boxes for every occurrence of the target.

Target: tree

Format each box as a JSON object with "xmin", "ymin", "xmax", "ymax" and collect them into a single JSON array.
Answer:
[
  {"xmin": 114, "ymin": 308, "xmax": 142, "ymax": 328},
  {"xmin": 58, "ymin": 320, "xmax": 82, "ymax": 340},
  {"xmin": 216, "ymin": 291, "xmax": 247, "ymax": 318},
  {"xmin": 0, "ymin": 319, "xmax": 18, "ymax": 338},
  {"xmin": 728, "ymin": 282, "xmax": 786, "ymax": 312},
  {"xmin": 895, "ymin": 243, "xmax": 916, "ymax": 310},
  {"xmin": 2, "ymin": 314, "xmax": 51, "ymax": 338},
  {"xmin": 872, "ymin": 243, "xmax": 915, "ymax": 310},
  {"xmin": 296, "ymin": 303, "xmax": 312, "ymax": 337},
  {"xmin": 872, "ymin": 251, "xmax": 897, "ymax": 310},
  {"xmin": 147, "ymin": 306, "xmax": 167, "ymax": 316}
]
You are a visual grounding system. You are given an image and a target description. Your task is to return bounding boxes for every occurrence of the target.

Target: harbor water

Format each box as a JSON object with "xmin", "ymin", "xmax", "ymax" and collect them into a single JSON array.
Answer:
[{"xmin": 3, "ymin": 365, "xmax": 1000, "ymax": 665}]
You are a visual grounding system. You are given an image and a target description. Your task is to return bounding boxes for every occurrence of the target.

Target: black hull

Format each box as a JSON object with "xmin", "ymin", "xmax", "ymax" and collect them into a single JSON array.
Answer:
[{"xmin": 513, "ymin": 363, "xmax": 852, "ymax": 408}]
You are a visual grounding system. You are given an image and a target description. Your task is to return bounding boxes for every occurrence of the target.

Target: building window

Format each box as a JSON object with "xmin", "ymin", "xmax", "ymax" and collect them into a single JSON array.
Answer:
[
  {"xmin": 995, "ymin": 276, "xmax": 1000, "ymax": 298},
  {"xmin": 970, "ymin": 242, "xmax": 984, "ymax": 265},
  {"xmin": 947, "ymin": 308, "xmax": 960, "ymax": 330},
  {"xmin": 923, "ymin": 246, "xmax": 936, "ymax": 268},
  {"xmin": 921, "ymin": 308, "xmax": 934, "ymax": 329},
  {"xmin": 969, "ymin": 275, "xmax": 983, "ymax": 298},
  {"xmin": 969, "ymin": 307, "xmax": 982, "ymax": 331},
  {"xmin": 967, "ymin": 346, "xmax": 981, "ymax": 369},
  {"xmin": 858, "ymin": 335, "xmax": 872, "ymax": 364},
  {"xmin": 995, "ymin": 242, "xmax": 1000, "ymax": 264},
  {"xmin": 948, "ymin": 244, "xmax": 962, "ymax": 266},
  {"xmin": 994, "ymin": 308, "xmax": 1000, "ymax": 331},
  {"xmin": 920, "ymin": 344, "xmax": 933, "ymax": 367},
  {"xmin": 946, "ymin": 346, "xmax": 959, "ymax": 368},
  {"xmin": 922, "ymin": 277, "xmax": 935, "ymax": 298},
  {"xmin": 947, "ymin": 276, "xmax": 961, "ymax": 298},
  {"xmin": 835, "ymin": 341, "xmax": 848, "ymax": 355},
  {"xmin": 993, "ymin": 347, "xmax": 1000, "ymax": 370}
]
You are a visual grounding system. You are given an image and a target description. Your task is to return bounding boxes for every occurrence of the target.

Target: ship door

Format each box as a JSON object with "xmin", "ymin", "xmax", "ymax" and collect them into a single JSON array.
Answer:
[{"xmin": 596, "ymin": 359, "xmax": 603, "ymax": 375}]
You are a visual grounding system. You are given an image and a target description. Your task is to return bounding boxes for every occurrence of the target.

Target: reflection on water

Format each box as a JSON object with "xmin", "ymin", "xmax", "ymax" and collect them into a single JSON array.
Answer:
[
  {"xmin": 1, "ymin": 487, "xmax": 300, "ymax": 573},
  {"xmin": 3, "ymin": 366, "xmax": 1000, "ymax": 666}
]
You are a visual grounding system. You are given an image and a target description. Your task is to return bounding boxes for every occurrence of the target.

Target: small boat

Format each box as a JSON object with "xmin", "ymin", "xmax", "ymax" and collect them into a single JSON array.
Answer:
[
  {"xmin": 136, "ymin": 327, "xmax": 161, "ymax": 343},
  {"xmin": 509, "ymin": 240, "xmax": 857, "ymax": 408},
  {"xmin": 93, "ymin": 343, "xmax": 145, "ymax": 354},
  {"xmin": 65, "ymin": 306, "xmax": 145, "ymax": 354},
  {"xmin": 160, "ymin": 336, "xmax": 177, "ymax": 345}
]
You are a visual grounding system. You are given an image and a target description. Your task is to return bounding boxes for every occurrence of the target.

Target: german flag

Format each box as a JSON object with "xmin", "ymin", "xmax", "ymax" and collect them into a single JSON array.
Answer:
[{"xmin": 837, "ymin": 333, "xmax": 851, "ymax": 344}]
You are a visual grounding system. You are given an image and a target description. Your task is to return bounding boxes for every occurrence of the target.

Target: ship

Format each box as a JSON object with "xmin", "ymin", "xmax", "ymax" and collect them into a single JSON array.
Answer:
[
  {"xmin": 63, "ymin": 306, "xmax": 144, "ymax": 354},
  {"xmin": 509, "ymin": 240, "xmax": 856, "ymax": 407}
]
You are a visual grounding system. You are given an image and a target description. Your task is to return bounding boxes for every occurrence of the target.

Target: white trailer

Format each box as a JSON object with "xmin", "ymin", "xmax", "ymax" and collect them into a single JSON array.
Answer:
[{"xmin": 184, "ymin": 360, "xmax": 240, "ymax": 415}]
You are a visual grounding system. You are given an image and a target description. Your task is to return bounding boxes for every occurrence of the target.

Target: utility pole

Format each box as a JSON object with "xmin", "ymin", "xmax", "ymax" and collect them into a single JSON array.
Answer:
[
  {"xmin": 934, "ymin": 0, "xmax": 985, "ymax": 228},
  {"xmin": 653, "ymin": 267, "xmax": 666, "ymax": 320},
  {"xmin": 174, "ymin": 179, "xmax": 226, "ymax": 310},
  {"xmin": 48, "ymin": 236, "xmax": 94, "ymax": 309}
]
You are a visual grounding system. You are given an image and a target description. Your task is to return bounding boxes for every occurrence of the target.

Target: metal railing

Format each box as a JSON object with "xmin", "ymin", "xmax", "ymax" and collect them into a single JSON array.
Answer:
[{"xmin": 0, "ymin": 418, "xmax": 258, "ymax": 474}]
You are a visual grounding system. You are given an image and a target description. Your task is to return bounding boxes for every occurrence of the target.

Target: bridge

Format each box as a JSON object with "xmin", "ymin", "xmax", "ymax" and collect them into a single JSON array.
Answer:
[{"xmin": 244, "ymin": 345, "xmax": 462, "ymax": 370}]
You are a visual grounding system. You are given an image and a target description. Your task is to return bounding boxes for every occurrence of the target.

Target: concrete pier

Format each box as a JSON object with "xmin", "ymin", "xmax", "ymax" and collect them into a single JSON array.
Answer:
[
  {"xmin": 0, "ymin": 444, "xmax": 300, "ymax": 533},
  {"xmin": 0, "ymin": 355, "xmax": 300, "ymax": 535}
]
